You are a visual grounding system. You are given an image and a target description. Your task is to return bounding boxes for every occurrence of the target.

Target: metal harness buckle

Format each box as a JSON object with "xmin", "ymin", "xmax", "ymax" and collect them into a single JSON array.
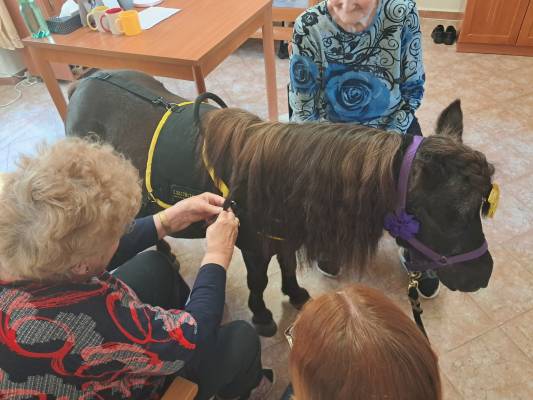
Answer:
[{"xmin": 408, "ymin": 272, "xmax": 423, "ymax": 314}]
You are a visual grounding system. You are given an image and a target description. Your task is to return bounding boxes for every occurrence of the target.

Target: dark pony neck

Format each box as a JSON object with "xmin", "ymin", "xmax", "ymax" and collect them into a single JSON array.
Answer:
[{"xmin": 201, "ymin": 108, "xmax": 404, "ymax": 269}]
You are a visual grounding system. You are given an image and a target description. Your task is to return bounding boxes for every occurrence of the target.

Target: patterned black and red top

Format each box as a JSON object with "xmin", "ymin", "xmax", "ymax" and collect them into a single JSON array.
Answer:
[{"xmin": 0, "ymin": 217, "xmax": 226, "ymax": 399}]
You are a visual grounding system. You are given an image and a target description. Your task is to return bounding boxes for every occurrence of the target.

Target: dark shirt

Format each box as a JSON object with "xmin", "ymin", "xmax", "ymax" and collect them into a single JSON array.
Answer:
[{"xmin": 0, "ymin": 216, "xmax": 226, "ymax": 399}]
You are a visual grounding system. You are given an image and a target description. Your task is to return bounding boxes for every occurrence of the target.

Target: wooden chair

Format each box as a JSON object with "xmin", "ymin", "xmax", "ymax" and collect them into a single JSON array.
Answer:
[
  {"xmin": 251, "ymin": 1, "xmax": 319, "ymax": 42},
  {"xmin": 160, "ymin": 377, "xmax": 198, "ymax": 400}
]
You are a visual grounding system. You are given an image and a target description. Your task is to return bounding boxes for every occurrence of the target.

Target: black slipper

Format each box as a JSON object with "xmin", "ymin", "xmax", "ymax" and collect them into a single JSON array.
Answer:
[
  {"xmin": 431, "ymin": 25, "xmax": 445, "ymax": 44},
  {"xmin": 444, "ymin": 25, "xmax": 457, "ymax": 45}
]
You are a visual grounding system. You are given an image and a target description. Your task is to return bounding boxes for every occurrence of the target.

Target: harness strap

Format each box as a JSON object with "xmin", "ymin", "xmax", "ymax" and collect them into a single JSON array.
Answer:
[
  {"xmin": 192, "ymin": 92, "xmax": 231, "ymax": 198},
  {"xmin": 89, "ymin": 72, "xmax": 174, "ymax": 108},
  {"xmin": 193, "ymin": 92, "xmax": 228, "ymax": 125},
  {"xmin": 407, "ymin": 273, "xmax": 428, "ymax": 339},
  {"xmin": 202, "ymin": 143, "xmax": 229, "ymax": 198},
  {"xmin": 145, "ymin": 102, "xmax": 194, "ymax": 209}
]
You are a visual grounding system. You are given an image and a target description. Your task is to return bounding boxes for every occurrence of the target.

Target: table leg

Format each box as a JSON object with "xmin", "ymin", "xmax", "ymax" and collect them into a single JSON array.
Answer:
[
  {"xmin": 193, "ymin": 65, "xmax": 207, "ymax": 94},
  {"xmin": 261, "ymin": 7, "xmax": 278, "ymax": 121},
  {"xmin": 28, "ymin": 47, "xmax": 67, "ymax": 122}
]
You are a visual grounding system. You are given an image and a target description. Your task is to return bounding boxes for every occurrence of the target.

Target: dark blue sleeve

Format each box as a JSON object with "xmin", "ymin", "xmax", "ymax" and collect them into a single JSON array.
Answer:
[
  {"xmin": 108, "ymin": 216, "xmax": 158, "ymax": 269},
  {"xmin": 184, "ymin": 263, "xmax": 226, "ymax": 343}
]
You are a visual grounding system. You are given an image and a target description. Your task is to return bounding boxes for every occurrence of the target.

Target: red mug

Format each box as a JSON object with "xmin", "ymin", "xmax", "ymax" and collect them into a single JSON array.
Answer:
[{"xmin": 100, "ymin": 7, "xmax": 124, "ymax": 35}]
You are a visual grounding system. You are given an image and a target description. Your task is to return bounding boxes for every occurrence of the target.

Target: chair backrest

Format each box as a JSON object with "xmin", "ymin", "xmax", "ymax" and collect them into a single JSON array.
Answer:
[
  {"xmin": 160, "ymin": 377, "xmax": 198, "ymax": 400},
  {"xmin": 252, "ymin": 0, "xmax": 319, "ymax": 41}
]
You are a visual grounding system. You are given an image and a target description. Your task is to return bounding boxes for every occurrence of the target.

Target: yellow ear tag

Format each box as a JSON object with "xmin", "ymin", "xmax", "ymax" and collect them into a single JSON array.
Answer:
[{"xmin": 487, "ymin": 183, "xmax": 500, "ymax": 218}]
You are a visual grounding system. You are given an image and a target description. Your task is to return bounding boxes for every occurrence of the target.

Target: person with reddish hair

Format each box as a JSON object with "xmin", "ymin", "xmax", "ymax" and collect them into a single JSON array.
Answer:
[{"xmin": 283, "ymin": 284, "xmax": 442, "ymax": 400}]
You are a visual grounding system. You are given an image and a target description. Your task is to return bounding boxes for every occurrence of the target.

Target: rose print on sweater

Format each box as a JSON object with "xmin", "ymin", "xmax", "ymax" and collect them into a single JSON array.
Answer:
[
  {"xmin": 290, "ymin": 54, "xmax": 319, "ymax": 95},
  {"xmin": 325, "ymin": 64, "xmax": 390, "ymax": 122}
]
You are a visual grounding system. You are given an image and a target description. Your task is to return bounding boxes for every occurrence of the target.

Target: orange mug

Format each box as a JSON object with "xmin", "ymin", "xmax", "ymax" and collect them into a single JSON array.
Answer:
[{"xmin": 116, "ymin": 10, "xmax": 142, "ymax": 36}]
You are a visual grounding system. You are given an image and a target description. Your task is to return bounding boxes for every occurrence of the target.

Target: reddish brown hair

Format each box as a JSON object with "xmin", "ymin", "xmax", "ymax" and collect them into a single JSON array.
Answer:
[{"xmin": 289, "ymin": 284, "xmax": 442, "ymax": 400}]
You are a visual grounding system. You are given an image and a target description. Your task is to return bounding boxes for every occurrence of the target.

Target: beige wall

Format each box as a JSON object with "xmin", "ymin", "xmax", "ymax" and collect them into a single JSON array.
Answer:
[{"xmin": 417, "ymin": 0, "xmax": 466, "ymax": 12}]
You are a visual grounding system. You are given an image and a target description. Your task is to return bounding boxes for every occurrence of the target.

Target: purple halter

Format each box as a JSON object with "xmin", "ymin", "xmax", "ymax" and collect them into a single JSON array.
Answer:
[{"xmin": 384, "ymin": 136, "xmax": 489, "ymax": 271}]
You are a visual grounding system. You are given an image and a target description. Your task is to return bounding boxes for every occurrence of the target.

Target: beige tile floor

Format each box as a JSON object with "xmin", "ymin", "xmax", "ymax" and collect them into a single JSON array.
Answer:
[{"xmin": 1, "ymin": 18, "xmax": 533, "ymax": 399}]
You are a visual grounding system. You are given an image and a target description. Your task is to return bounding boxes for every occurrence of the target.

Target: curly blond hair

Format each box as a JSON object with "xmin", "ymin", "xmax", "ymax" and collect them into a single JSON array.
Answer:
[{"xmin": 0, "ymin": 138, "xmax": 141, "ymax": 282}]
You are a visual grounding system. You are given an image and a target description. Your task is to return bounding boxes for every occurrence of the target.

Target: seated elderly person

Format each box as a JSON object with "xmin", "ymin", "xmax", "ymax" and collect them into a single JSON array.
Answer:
[
  {"xmin": 0, "ymin": 138, "xmax": 273, "ymax": 400},
  {"xmin": 288, "ymin": 0, "xmax": 440, "ymax": 298}
]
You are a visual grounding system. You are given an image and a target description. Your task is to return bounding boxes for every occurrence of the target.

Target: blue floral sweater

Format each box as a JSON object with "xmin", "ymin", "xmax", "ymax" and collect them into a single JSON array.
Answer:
[{"xmin": 289, "ymin": 0, "xmax": 425, "ymax": 133}]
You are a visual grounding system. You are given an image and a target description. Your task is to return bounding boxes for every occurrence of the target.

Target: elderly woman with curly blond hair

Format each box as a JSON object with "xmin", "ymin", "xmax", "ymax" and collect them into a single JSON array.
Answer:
[{"xmin": 0, "ymin": 138, "xmax": 273, "ymax": 400}]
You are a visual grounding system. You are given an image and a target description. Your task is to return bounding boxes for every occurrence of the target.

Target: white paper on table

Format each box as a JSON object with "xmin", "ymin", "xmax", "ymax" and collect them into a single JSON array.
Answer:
[
  {"xmin": 134, "ymin": 0, "xmax": 163, "ymax": 7},
  {"xmin": 138, "ymin": 7, "xmax": 181, "ymax": 30},
  {"xmin": 60, "ymin": 0, "xmax": 80, "ymax": 17},
  {"xmin": 102, "ymin": 0, "xmax": 121, "ymax": 8},
  {"xmin": 273, "ymin": 0, "xmax": 310, "ymax": 8}
]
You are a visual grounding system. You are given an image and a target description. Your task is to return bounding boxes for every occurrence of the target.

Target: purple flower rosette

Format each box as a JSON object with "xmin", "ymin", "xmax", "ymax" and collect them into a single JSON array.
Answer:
[{"xmin": 384, "ymin": 209, "xmax": 420, "ymax": 240}]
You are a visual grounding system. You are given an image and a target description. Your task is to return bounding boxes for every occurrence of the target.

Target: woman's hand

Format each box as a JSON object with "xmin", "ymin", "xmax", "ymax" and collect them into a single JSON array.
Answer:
[
  {"xmin": 201, "ymin": 209, "xmax": 239, "ymax": 270},
  {"xmin": 155, "ymin": 192, "xmax": 224, "ymax": 238}
]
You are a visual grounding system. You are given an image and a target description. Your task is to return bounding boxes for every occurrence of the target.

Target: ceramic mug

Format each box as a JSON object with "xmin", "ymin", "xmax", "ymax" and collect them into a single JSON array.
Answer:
[
  {"xmin": 87, "ymin": 6, "xmax": 109, "ymax": 32},
  {"xmin": 116, "ymin": 10, "xmax": 142, "ymax": 36},
  {"xmin": 100, "ymin": 8, "xmax": 123, "ymax": 35}
]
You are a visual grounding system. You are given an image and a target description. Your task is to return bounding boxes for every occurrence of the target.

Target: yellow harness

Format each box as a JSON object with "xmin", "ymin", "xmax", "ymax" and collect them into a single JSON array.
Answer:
[
  {"xmin": 145, "ymin": 101, "xmax": 229, "ymax": 208},
  {"xmin": 145, "ymin": 101, "xmax": 284, "ymax": 242}
]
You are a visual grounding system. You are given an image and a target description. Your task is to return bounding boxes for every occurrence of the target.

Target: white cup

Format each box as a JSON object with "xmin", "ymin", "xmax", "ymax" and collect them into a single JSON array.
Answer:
[
  {"xmin": 101, "ymin": 8, "xmax": 124, "ymax": 35},
  {"xmin": 87, "ymin": 6, "xmax": 109, "ymax": 32}
]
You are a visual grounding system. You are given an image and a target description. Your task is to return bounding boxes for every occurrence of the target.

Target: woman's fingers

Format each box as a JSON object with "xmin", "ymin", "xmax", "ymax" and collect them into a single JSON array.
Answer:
[{"xmin": 202, "ymin": 192, "xmax": 225, "ymax": 207}]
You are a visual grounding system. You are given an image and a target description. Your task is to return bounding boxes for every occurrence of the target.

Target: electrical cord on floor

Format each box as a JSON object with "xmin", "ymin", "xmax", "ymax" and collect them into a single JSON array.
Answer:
[
  {"xmin": 0, "ymin": 71, "xmax": 26, "ymax": 79},
  {"xmin": 0, "ymin": 72, "xmax": 41, "ymax": 108}
]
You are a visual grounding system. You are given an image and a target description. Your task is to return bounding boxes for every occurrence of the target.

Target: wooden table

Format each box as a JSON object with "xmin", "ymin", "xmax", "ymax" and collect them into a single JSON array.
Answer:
[{"xmin": 22, "ymin": 0, "xmax": 278, "ymax": 121}]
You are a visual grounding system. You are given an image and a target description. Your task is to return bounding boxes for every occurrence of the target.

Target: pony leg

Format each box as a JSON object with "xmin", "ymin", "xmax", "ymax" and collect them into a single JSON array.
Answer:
[
  {"xmin": 277, "ymin": 248, "xmax": 310, "ymax": 309},
  {"xmin": 241, "ymin": 249, "xmax": 277, "ymax": 337}
]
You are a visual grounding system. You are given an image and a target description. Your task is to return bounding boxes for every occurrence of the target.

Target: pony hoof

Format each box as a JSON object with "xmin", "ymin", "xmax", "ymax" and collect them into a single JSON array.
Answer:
[
  {"xmin": 289, "ymin": 288, "xmax": 311, "ymax": 310},
  {"xmin": 252, "ymin": 319, "xmax": 278, "ymax": 337}
]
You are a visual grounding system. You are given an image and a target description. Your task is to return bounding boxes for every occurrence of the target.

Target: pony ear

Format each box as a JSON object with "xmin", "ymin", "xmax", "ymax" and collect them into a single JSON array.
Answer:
[{"xmin": 435, "ymin": 99, "xmax": 463, "ymax": 142}]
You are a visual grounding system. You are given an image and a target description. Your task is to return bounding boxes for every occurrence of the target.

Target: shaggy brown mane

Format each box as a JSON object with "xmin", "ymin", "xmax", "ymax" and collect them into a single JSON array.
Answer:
[{"xmin": 201, "ymin": 108, "xmax": 404, "ymax": 268}]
